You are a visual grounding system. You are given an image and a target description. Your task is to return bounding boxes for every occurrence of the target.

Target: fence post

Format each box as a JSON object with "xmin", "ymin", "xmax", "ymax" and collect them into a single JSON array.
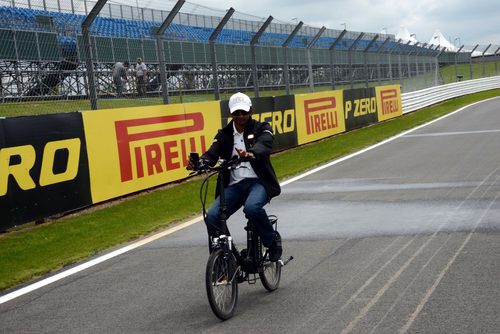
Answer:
[
  {"xmin": 348, "ymin": 32, "xmax": 364, "ymax": 89},
  {"xmin": 431, "ymin": 45, "xmax": 439, "ymax": 87},
  {"xmin": 481, "ymin": 44, "xmax": 492, "ymax": 77},
  {"xmin": 375, "ymin": 37, "xmax": 390, "ymax": 86},
  {"xmin": 396, "ymin": 44, "xmax": 403, "ymax": 86},
  {"xmin": 81, "ymin": 0, "xmax": 109, "ymax": 110},
  {"xmin": 424, "ymin": 48, "xmax": 429, "ymax": 78},
  {"xmin": 329, "ymin": 29, "xmax": 347, "ymax": 90},
  {"xmin": 388, "ymin": 39, "xmax": 402, "ymax": 84},
  {"xmin": 469, "ymin": 44, "xmax": 479, "ymax": 79},
  {"xmin": 209, "ymin": 8, "xmax": 235, "ymax": 100},
  {"xmin": 251, "ymin": 16, "xmax": 273, "ymax": 98},
  {"xmin": 399, "ymin": 41, "xmax": 411, "ymax": 88},
  {"xmin": 401, "ymin": 41, "xmax": 418, "ymax": 86},
  {"xmin": 426, "ymin": 48, "xmax": 432, "ymax": 74},
  {"xmin": 435, "ymin": 46, "xmax": 446, "ymax": 86},
  {"xmin": 494, "ymin": 46, "xmax": 500, "ymax": 75},
  {"xmin": 363, "ymin": 34, "xmax": 378, "ymax": 88},
  {"xmin": 154, "ymin": 0, "xmax": 185, "ymax": 104},
  {"xmin": 407, "ymin": 42, "xmax": 417, "ymax": 90},
  {"xmin": 454, "ymin": 45, "xmax": 464, "ymax": 81},
  {"xmin": 282, "ymin": 21, "xmax": 303, "ymax": 95},
  {"xmin": 306, "ymin": 26, "xmax": 326, "ymax": 92},
  {"xmin": 415, "ymin": 43, "xmax": 427, "ymax": 78}
]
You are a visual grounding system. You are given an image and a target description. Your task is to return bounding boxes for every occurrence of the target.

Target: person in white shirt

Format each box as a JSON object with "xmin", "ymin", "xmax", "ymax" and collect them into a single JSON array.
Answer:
[
  {"xmin": 187, "ymin": 92, "xmax": 282, "ymax": 262},
  {"xmin": 135, "ymin": 57, "xmax": 147, "ymax": 96}
]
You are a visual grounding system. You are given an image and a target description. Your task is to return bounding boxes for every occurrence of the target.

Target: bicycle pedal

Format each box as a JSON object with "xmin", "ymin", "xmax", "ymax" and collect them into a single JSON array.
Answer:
[{"xmin": 279, "ymin": 256, "xmax": 294, "ymax": 267}]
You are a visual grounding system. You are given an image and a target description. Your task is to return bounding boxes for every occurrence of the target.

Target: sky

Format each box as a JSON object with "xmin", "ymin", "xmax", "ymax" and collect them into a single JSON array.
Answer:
[{"xmin": 137, "ymin": 0, "xmax": 499, "ymax": 47}]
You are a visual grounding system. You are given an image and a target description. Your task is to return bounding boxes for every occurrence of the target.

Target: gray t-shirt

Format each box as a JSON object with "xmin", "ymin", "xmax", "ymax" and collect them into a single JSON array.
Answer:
[{"xmin": 113, "ymin": 62, "xmax": 127, "ymax": 79}]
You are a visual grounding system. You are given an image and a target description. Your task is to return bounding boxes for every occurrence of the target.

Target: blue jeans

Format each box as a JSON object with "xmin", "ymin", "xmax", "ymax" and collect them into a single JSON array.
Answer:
[
  {"xmin": 114, "ymin": 76, "xmax": 124, "ymax": 97},
  {"xmin": 205, "ymin": 178, "xmax": 276, "ymax": 247}
]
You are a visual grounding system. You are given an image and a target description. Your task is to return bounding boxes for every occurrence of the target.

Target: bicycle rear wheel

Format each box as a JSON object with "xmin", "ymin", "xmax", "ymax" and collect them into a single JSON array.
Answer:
[
  {"xmin": 205, "ymin": 248, "xmax": 239, "ymax": 320},
  {"xmin": 259, "ymin": 248, "xmax": 282, "ymax": 291}
]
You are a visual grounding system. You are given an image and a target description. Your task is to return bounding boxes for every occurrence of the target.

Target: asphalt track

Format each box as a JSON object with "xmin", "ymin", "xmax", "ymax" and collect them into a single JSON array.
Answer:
[{"xmin": 1, "ymin": 97, "xmax": 500, "ymax": 333}]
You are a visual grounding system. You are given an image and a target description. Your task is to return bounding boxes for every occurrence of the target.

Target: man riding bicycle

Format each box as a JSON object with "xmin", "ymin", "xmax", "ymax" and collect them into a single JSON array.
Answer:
[{"xmin": 187, "ymin": 92, "xmax": 282, "ymax": 262}]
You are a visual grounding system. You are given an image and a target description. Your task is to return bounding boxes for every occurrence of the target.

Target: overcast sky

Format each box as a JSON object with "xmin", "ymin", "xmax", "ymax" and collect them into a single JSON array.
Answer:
[{"xmin": 178, "ymin": 0, "xmax": 499, "ymax": 47}]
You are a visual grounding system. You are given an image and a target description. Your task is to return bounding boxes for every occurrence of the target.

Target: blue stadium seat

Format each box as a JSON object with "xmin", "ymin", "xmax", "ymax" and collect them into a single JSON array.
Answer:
[{"xmin": 0, "ymin": 5, "xmax": 392, "ymax": 53}]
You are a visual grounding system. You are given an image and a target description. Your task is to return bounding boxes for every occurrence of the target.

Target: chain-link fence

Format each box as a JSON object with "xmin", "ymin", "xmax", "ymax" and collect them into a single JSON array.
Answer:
[{"xmin": 1, "ymin": 0, "xmax": 499, "ymax": 117}]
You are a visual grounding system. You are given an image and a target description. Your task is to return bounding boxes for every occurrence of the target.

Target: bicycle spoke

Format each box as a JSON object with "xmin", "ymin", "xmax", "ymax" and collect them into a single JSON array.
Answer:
[
  {"xmin": 214, "ymin": 269, "xmax": 230, "ymax": 308},
  {"xmin": 206, "ymin": 250, "xmax": 238, "ymax": 318},
  {"xmin": 259, "ymin": 250, "xmax": 281, "ymax": 291}
]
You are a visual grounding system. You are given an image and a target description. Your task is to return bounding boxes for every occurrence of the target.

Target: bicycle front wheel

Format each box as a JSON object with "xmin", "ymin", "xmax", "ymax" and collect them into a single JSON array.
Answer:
[
  {"xmin": 205, "ymin": 248, "xmax": 239, "ymax": 320},
  {"xmin": 259, "ymin": 251, "xmax": 282, "ymax": 291}
]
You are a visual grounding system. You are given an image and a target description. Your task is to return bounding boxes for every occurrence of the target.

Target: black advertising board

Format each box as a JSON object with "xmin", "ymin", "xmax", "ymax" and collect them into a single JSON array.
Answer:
[
  {"xmin": 220, "ymin": 95, "xmax": 298, "ymax": 152},
  {"xmin": 343, "ymin": 87, "xmax": 379, "ymax": 131},
  {"xmin": 0, "ymin": 113, "xmax": 92, "ymax": 230},
  {"xmin": 272, "ymin": 95, "xmax": 298, "ymax": 151}
]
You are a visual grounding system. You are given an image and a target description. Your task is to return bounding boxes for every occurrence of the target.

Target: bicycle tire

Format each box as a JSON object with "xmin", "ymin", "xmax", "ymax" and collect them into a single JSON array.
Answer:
[
  {"xmin": 259, "ymin": 248, "xmax": 281, "ymax": 291},
  {"xmin": 205, "ymin": 248, "xmax": 239, "ymax": 320}
]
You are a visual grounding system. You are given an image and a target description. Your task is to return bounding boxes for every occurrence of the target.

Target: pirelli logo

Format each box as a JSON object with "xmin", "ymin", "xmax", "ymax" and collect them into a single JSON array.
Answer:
[
  {"xmin": 380, "ymin": 89, "xmax": 400, "ymax": 115},
  {"xmin": 304, "ymin": 97, "xmax": 339, "ymax": 135},
  {"xmin": 115, "ymin": 113, "xmax": 207, "ymax": 182}
]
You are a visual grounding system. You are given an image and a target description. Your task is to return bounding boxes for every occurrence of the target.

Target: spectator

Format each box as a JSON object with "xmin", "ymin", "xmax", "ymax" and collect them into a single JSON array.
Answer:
[
  {"xmin": 113, "ymin": 60, "xmax": 129, "ymax": 97},
  {"xmin": 135, "ymin": 57, "xmax": 148, "ymax": 97}
]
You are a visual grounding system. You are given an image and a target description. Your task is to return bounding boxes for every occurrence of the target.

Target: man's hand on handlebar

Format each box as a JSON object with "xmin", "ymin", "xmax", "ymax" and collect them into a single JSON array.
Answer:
[
  {"xmin": 186, "ymin": 157, "xmax": 208, "ymax": 171},
  {"xmin": 186, "ymin": 159, "xmax": 196, "ymax": 171},
  {"xmin": 186, "ymin": 151, "xmax": 253, "ymax": 174}
]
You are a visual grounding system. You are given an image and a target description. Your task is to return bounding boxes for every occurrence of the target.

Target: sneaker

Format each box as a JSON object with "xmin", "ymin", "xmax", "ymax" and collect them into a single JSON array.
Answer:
[{"xmin": 268, "ymin": 232, "xmax": 282, "ymax": 262}]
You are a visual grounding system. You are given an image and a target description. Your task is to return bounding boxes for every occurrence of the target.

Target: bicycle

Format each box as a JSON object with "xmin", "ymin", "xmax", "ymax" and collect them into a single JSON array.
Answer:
[{"xmin": 190, "ymin": 154, "xmax": 293, "ymax": 320}]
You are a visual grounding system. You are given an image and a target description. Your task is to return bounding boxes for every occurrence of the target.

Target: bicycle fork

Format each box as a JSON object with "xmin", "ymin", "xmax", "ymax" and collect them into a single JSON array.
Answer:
[{"xmin": 212, "ymin": 235, "xmax": 241, "ymax": 285}]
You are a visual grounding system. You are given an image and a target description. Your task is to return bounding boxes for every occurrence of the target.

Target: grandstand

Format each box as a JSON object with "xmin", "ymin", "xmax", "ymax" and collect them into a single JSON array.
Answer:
[
  {"xmin": 0, "ymin": 1, "xmax": 468, "ymax": 103},
  {"xmin": 0, "ymin": 4, "xmax": 447, "ymax": 52}
]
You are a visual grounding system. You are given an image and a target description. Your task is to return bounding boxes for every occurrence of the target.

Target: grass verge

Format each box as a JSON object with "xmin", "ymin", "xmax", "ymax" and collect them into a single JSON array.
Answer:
[{"xmin": 1, "ymin": 89, "xmax": 499, "ymax": 292}]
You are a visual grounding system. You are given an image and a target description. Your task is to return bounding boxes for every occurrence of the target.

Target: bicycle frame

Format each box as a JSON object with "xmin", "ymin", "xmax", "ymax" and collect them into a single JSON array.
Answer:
[{"xmin": 243, "ymin": 220, "xmax": 266, "ymax": 283}]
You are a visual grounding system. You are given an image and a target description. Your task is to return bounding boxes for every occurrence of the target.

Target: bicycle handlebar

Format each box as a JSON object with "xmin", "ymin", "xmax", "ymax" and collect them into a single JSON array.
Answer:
[{"xmin": 189, "ymin": 156, "xmax": 253, "ymax": 176}]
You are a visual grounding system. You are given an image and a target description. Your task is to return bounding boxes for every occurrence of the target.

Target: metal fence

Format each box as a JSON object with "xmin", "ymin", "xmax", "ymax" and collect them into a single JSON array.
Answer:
[{"xmin": 1, "ymin": 0, "xmax": 499, "ymax": 116}]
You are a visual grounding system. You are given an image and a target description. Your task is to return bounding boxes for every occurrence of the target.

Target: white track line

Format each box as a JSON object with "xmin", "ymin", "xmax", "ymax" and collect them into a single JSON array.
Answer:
[
  {"xmin": 1, "ymin": 97, "xmax": 499, "ymax": 305},
  {"xmin": 0, "ymin": 217, "xmax": 201, "ymax": 304},
  {"xmin": 404, "ymin": 129, "xmax": 500, "ymax": 137},
  {"xmin": 399, "ymin": 175, "xmax": 500, "ymax": 334},
  {"xmin": 280, "ymin": 96, "xmax": 500, "ymax": 187},
  {"xmin": 338, "ymin": 165, "xmax": 500, "ymax": 334}
]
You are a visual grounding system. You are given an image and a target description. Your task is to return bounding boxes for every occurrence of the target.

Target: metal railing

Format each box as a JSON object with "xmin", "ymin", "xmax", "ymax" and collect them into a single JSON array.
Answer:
[{"xmin": 402, "ymin": 76, "xmax": 500, "ymax": 114}]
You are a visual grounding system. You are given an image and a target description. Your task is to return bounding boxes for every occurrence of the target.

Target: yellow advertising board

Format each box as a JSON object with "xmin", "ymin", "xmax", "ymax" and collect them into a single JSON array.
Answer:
[
  {"xmin": 82, "ymin": 102, "xmax": 221, "ymax": 203},
  {"xmin": 375, "ymin": 85, "xmax": 402, "ymax": 122},
  {"xmin": 294, "ymin": 90, "xmax": 346, "ymax": 145}
]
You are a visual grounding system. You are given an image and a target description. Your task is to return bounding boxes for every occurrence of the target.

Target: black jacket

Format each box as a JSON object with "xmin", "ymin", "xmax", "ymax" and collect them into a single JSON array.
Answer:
[{"xmin": 201, "ymin": 119, "xmax": 281, "ymax": 199}]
